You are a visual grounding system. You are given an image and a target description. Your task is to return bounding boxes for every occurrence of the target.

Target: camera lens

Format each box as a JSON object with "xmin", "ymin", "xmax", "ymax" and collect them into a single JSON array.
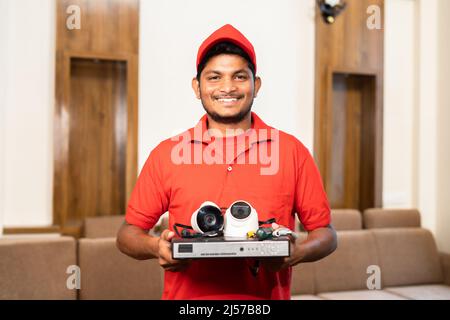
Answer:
[
  {"xmin": 196, "ymin": 205, "xmax": 223, "ymax": 232},
  {"xmin": 204, "ymin": 213, "xmax": 217, "ymax": 227},
  {"xmin": 230, "ymin": 202, "xmax": 251, "ymax": 219}
]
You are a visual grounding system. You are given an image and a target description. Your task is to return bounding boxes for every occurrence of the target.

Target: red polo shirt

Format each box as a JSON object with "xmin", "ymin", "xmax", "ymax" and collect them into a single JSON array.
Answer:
[{"xmin": 125, "ymin": 112, "xmax": 330, "ymax": 300}]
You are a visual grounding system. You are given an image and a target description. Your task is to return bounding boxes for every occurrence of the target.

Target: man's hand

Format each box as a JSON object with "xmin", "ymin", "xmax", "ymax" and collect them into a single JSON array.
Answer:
[
  {"xmin": 158, "ymin": 229, "xmax": 191, "ymax": 272},
  {"xmin": 116, "ymin": 222, "xmax": 191, "ymax": 272},
  {"xmin": 259, "ymin": 222, "xmax": 337, "ymax": 272},
  {"xmin": 259, "ymin": 223, "xmax": 298, "ymax": 272}
]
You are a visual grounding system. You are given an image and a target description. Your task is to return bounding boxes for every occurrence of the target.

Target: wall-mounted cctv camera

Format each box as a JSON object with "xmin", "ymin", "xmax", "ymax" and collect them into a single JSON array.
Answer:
[
  {"xmin": 224, "ymin": 201, "xmax": 259, "ymax": 238},
  {"xmin": 191, "ymin": 201, "xmax": 224, "ymax": 234},
  {"xmin": 317, "ymin": 0, "xmax": 347, "ymax": 24}
]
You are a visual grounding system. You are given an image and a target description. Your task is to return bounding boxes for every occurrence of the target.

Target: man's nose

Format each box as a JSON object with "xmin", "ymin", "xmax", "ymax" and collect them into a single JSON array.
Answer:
[{"xmin": 219, "ymin": 78, "xmax": 237, "ymax": 93}]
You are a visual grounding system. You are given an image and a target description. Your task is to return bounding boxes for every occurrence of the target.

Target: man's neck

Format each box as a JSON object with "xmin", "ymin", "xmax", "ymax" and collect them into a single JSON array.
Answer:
[{"xmin": 206, "ymin": 113, "xmax": 252, "ymax": 137}]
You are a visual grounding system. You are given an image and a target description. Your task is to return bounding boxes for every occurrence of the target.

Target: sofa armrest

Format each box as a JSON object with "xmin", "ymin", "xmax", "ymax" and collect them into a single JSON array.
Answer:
[{"xmin": 440, "ymin": 252, "xmax": 450, "ymax": 286}]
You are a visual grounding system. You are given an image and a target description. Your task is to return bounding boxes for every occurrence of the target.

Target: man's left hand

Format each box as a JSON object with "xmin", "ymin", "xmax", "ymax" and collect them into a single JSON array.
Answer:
[{"xmin": 259, "ymin": 223, "xmax": 303, "ymax": 272}]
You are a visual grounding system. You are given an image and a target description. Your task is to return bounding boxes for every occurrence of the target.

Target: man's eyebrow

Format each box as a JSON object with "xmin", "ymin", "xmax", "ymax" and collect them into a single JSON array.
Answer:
[
  {"xmin": 203, "ymin": 70, "xmax": 222, "ymax": 75},
  {"xmin": 233, "ymin": 69, "xmax": 249, "ymax": 74}
]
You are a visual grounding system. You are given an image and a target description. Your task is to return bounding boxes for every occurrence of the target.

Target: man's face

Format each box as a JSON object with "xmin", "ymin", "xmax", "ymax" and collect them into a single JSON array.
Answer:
[{"xmin": 192, "ymin": 54, "xmax": 261, "ymax": 124}]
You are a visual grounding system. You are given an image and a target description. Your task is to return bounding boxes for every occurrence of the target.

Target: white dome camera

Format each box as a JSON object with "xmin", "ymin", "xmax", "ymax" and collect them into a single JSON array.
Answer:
[
  {"xmin": 224, "ymin": 200, "xmax": 259, "ymax": 238},
  {"xmin": 191, "ymin": 201, "xmax": 224, "ymax": 234}
]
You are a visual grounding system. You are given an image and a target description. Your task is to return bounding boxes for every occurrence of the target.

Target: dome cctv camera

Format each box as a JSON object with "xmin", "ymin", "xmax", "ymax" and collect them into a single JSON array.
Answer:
[
  {"xmin": 317, "ymin": 0, "xmax": 347, "ymax": 24},
  {"xmin": 191, "ymin": 201, "xmax": 224, "ymax": 234},
  {"xmin": 224, "ymin": 201, "xmax": 259, "ymax": 238}
]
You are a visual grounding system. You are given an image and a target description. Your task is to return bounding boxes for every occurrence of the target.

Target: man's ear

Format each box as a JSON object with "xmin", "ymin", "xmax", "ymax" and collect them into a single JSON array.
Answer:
[
  {"xmin": 192, "ymin": 77, "xmax": 201, "ymax": 99},
  {"xmin": 254, "ymin": 76, "xmax": 262, "ymax": 98}
]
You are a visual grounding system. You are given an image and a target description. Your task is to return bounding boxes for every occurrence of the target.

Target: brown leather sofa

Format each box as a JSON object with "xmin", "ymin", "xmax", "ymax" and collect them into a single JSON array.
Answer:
[
  {"xmin": 78, "ymin": 237, "xmax": 163, "ymax": 299},
  {"xmin": 79, "ymin": 215, "xmax": 164, "ymax": 299},
  {"xmin": 0, "ymin": 236, "xmax": 77, "ymax": 300},
  {"xmin": 1, "ymin": 210, "xmax": 449, "ymax": 300},
  {"xmin": 291, "ymin": 209, "xmax": 450, "ymax": 299}
]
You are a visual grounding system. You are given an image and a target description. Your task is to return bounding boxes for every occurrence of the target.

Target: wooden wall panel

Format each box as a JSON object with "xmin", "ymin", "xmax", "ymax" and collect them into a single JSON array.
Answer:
[
  {"xmin": 56, "ymin": 0, "xmax": 139, "ymax": 54},
  {"xmin": 54, "ymin": 0, "xmax": 139, "ymax": 237},
  {"xmin": 314, "ymin": 0, "xmax": 384, "ymax": 211}
]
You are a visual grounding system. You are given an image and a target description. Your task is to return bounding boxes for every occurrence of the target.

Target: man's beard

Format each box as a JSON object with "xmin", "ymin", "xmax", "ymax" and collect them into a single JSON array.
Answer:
[{"xmin": 200, "ymin": 98, "xmax": 254, "ymax": 124}]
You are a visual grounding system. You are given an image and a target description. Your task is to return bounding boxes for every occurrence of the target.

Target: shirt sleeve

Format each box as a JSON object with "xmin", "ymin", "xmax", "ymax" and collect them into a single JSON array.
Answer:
[
  {"xmin": 294, "ymin": 144, "xmax": 331, "ymax": 231},
  {"xmin": 125, "ymin": 146, "xmax": 170, "ymax": 230}
]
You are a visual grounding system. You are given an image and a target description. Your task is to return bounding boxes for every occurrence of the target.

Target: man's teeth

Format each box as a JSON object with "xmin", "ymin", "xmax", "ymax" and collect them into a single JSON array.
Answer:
[{"xmin": 217, "ymin": 98, "xmax": 238, "ymax": 102}]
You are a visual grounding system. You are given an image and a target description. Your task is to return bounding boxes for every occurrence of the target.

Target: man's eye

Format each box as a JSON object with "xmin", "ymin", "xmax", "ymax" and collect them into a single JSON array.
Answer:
[
  {"xmin": 235, "ymin": 75, "xmax": 248, "ymax": 80},
  {"xmin": 208, "ymin": 76, "xmax": 219, "ymax": 80}
]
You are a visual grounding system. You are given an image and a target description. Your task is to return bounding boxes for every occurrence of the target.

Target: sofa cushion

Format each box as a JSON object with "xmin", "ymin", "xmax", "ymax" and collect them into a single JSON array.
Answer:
[
  {"xmin": 83, "ymin": 215, "xmax": 169, "ymax": 238},
  {"xmin": 372, "ymin": 228, "xmax": 443, "ymax": 287},
  {"xmin": 318, "ymin": 289, "xmax": 406, "ymax": 300},
  {"xmin": 385, "ymin": 285, "xmax": 450, "ymax": 300},
  {"xmin": 363, "ymin": 209, "xmax": 421, "ymax": 229},
  {"xmin": 78, "ymin": 237, "xmax": 163, "ymax": 299},
  {"xmin": 83, "ymin": 216, "xmax": 125, "ymax": 238},
  {"xmin": 291, "ymin": 262, "xmax": 315, "ymax": 295},
  {"xmin": 0, "ymin": 236, "xmax": 77, "ymax": 300},
  {"xmin": 314, "ymin": 231, "xmax": 379, "ymax": 293},
  {"xmin": 331, "ymin": 209, "xmax": 362, "ymax": 230}
]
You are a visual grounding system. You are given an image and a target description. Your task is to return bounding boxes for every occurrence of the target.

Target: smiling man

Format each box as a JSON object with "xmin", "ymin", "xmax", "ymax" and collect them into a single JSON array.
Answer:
[
  {"xmin": 192, "ymin": 39, "xmax": 260, "ymax": 130},
  {"xmin": 116, "ymin": 24, "xmax": 337, "ymax": 300}
]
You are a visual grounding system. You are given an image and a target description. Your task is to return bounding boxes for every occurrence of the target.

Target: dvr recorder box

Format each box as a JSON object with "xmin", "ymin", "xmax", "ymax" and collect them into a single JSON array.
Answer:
[{"xmin": 172, "ymin": 236, "xmax": 290, "ymax": 259}]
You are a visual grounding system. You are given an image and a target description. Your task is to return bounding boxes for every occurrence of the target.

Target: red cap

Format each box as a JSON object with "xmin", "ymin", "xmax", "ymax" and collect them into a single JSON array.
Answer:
[{"xmin": 196, "ymin": 24, "xmax": 257, "ymax": 74}]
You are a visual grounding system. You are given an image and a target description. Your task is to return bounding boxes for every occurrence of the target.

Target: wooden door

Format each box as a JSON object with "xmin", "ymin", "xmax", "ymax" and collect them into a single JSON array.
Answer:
[
  {"xmin": 328, "ymin": 73, "xmax": 376, "ymax": 210},
  {"xmin": 67, "ymin": 58, "xmax": 127, "ymax": 224}
]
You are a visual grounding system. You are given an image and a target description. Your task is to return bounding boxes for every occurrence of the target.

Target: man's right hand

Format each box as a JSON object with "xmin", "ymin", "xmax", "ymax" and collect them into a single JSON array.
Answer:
[{"xmin": 158, "ymin": 229, "xmax": 191, "ymax": 272}]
